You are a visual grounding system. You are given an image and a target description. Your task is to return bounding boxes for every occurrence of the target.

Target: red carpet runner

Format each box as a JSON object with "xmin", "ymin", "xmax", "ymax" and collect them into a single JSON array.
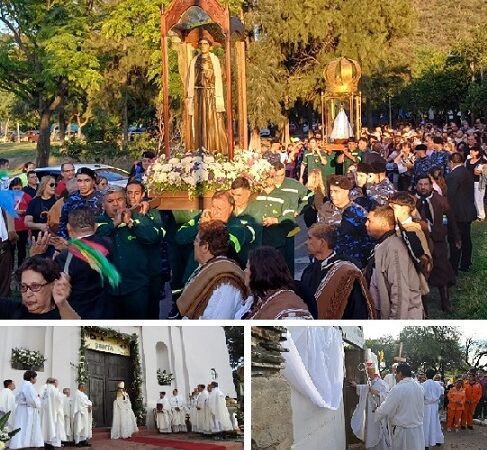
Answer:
[{"xmin": 127, "ymin": 436, "xmax": 226, "ymax": 449}]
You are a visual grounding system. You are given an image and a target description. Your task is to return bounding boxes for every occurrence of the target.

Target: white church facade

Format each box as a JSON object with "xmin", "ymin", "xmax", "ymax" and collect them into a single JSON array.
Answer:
[{"xmin": 0, "ymin": 326, "xmax": 236, "ymax": 429}]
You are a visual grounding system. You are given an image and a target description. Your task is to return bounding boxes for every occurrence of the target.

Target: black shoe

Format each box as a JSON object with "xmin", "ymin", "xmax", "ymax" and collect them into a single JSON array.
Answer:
[{"xmin": 461, "ymin": 426, "xmax": 466, "ymax": 430}]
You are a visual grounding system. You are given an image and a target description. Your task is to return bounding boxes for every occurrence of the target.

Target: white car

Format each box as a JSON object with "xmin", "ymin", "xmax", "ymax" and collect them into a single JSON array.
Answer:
[{"xmin": 35, "ymin": 164, "xmax": 130, "ymax": 188}]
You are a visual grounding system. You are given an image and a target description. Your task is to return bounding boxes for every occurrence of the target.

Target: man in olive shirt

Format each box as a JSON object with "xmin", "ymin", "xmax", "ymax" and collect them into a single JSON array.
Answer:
[
  {"xmin": 96, "ymin": 186, "xmax": 163, "ymax": 319},
  {"xmin": 299, "ymin": 137, "xmax": 336, "ymax": 184}
]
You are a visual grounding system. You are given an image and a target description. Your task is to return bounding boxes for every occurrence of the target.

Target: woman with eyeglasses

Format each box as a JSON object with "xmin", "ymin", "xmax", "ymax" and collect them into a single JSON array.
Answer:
[
  {"xmin": 24, "ymin": 176, "xmax": 57, "ymax": 238},
  {"xmin": 0, "ymin": 255, "xmax": 79, "ymax": 319}
]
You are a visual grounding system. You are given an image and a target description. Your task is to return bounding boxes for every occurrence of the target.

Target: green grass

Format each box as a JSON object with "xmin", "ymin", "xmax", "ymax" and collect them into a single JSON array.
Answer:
[
  {"xmin": 429, "ymin": 221, "xmax": 487, "ymax": 319},
  {"xmin": 0, "ymin": 142, "xmax": 39, "ymax": 168}
]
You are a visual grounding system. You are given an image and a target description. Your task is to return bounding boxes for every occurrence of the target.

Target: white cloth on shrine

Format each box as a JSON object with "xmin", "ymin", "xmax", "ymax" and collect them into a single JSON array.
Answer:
[
  {"xmin": 155, "ymin": 397, "xmax": 172, "ymax": 433},
  {"xmin": 0, "ymin": 387, "xmax": 16, "ymax": 429},
  {"xmin": 63, "ymin": 394, "xmax": 73, "ymax": 441},
  {"xmin": 375, "ymin": 378, "xmax": 425, "ymax": 450},
  {"xmin": 330, "ymin": 107, "xmax": 353, "ymax": 140},
  {"xmin": 422, "ymin": 379, "xmax": 444, "ymax": 446},
  {"xmin": 282, "ymin": 326, "xmax": 344, "ymax": 409},
  {"xmin": 351, "ymin": 379, "xmax": 390, "ymax": 450},
  {"xmin": 72, "ymin": 389, "xmax": 92, "ymax": 444},
  {"xmin": 169, "ymin": 395, "xmax": 186, "ymax": 432},
  {"xmin": 195, "ymin": 389, "xmax": 211, "ymax": 434},
  {"xmin": 208, "ymin": 388, "xmax": 233, "ymax": 433},
  {"xmin": 9, "ymin": 381, "xmax": 44, "ymax": 449},
  {"xmin": 40, "ymin": 384, "xmax": 66, "ymax": 447},
  {"xmin": 110, "ymin": 393, "xmax": 139, "ymax": 439}
]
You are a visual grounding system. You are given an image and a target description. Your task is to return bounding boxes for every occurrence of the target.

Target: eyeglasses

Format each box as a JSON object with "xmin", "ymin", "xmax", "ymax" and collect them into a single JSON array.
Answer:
[
  {"xmin": 48, "ymin": 183, "xmax": 56, "ymax": 187},
  {"xmin": 20, "ymin": 282, "xmax": 49, "ymax": 293}
]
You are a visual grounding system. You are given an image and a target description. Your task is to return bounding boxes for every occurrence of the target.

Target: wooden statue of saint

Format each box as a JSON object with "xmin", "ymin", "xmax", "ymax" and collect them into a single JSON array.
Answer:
[{"xmin": 186, "ymin": 35, "xmax": 228, "ymax": 154}]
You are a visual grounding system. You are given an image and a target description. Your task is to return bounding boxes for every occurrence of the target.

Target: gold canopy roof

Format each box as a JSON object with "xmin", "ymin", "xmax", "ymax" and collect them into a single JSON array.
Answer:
[{"xmin": 324, "ymin": 57, "xmax": 362, "ymax": 94}]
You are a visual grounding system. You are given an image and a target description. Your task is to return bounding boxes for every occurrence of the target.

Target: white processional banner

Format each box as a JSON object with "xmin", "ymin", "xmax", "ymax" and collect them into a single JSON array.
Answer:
[{"xmin": 282, "ymin": 327, "xmax": 344, "ymax": 410}]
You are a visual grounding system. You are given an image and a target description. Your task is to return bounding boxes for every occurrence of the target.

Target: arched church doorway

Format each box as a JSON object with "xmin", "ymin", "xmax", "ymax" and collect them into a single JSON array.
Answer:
[{"xmin": 85, "ymin": 335, "xmax": 134, "ymax": 427}]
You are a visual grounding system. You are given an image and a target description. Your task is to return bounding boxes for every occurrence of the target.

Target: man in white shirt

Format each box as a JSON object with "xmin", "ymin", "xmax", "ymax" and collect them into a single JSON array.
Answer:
[
  {"xmin": 195, "ymin": 384, "xmax": 211, "ymax": 435},
  {"xmin": 169, "ymin": 389, "xmax": 187, "ymax": 432},
  {"xmin": 40, "ymin": 378, "xmax": 66, "ymax": 449},
  {"xmin": 0, "ymin": 379, "xmax": 16, "ymax": 430},
  {"xmin": 208, "ymin": 382, "xmax": 234, "ymax": 434},
  {"xmin": 422, "ymin": 368, "xmax": 444, "ymax": 448},
  {"xmin": 384, "ymin": 364, "xmax": 398, "ymax": 391},
  {"xmin": 375, "ymin": 363, "xmax": 425, "ymax": 450},
  {"xmin": 155, "ymin": 392, "xmax": 172, "ymax": 433},
  {"xmin": 62, "ymin": 388, "xmax": 73, "ymax": 444},
  {"xmin": 72, "ymin": 383, "xmax": 92, "ymax": 447}
]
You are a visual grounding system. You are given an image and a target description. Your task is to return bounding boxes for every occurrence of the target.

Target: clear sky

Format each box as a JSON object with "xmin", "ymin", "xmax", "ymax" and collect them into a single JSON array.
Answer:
[{"xmin": 362, "ymin": 322, "xmax": 487, "ymax": 340}]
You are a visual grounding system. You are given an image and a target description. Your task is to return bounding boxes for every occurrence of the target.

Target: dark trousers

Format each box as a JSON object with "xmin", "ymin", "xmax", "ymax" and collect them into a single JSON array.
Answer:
[
  {"xmin": 14, "ymin": 230, "xmax": 28, "ymax": 268},
  {"xmin": 148, "ymin": 274, "xmax": 162, "ymax": 319},
  {"xmin": 110, "ymin": 287, "xmax": 150, "ymax": 319},
  {"xmin": 449, "ymin": 221, "xmax": 472, "ymax": 272},
  {"xmin": 0, "ymin": 241, "xmax": 13, "ymax": 297}
]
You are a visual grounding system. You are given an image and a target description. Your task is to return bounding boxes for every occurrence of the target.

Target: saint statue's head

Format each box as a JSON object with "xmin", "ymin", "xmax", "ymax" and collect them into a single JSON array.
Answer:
[{"xmin": 198, "ymin": 38, "xmax": 211, "ymax": 55}]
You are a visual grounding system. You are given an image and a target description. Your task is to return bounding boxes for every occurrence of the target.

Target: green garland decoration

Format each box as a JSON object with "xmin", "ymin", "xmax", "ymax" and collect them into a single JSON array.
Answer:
[{"xmin": 77, "ymin": 327, "xmax": 146, "ymax": 426}]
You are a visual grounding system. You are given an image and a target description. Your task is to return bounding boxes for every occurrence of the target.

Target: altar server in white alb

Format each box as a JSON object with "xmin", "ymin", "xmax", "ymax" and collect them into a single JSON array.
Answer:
[
  {"xmin": 40, "ymin": 378, "xmax": 66, "ymax": 449},
  {"xmin": 375, "ymin": 363, "xmax": 425, "ymax": 450},
  {"xmin": 0, "ymin": 379, "xmax": 16, "ymax": 429},
  {"xmin": 188, "ymin": 389, "xmax": 199, "ymax": 432},
  {"xmin": 110, "ymin": 381, "xmax": 139, "ymax": 439},
  {"xmin": 9, "ymin": 370, "xmax": 44, "ymax": 449},
  {"xmin": 155, "ymin": 392, "xmax": 172, "ymax": 433},
  {"xmin": 62, "ymin": 388, "xmax": 73, "ymax": 443},
  {"xmin": 72, "ymin": 383, "xmax": 92, "ymax": 446},
  {"xmin": 169, "ymin": 388, "xmax": 187, "ymax": 432},
  {"xmin": 195, "ymin": 384, "xmax": 211, "ymax": 434},
  {"xmin": 208, "ymin": 382, "xmax": 233, "ymax": 433},
  {"xmin": 422, "ymin": 368, "xmax": 444, "ymax": 448},
  {"xmin": 351, "ymin": 364, "xmax": 390, "ymax": 450},
  {"xmin": 383, "ymin": 364, "xmax": 398, "ymax": 391}
]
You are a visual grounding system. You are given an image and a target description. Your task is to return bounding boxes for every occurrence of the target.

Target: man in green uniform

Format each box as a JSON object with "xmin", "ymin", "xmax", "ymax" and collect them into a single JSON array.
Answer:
[
  {"xmin": 176, "ymin": 190, "xmax": 255, "ymax": 284},
  {"xmin": 126, "ymin": 180, "xmax": 165, "ymax": 319},
  {"xmin": 96, "ymin": 186, "xmax": 163, "ymax": 319},
  {"xmin": 299, "ymin": 137, "xmax": 336, "ymax": 185}
]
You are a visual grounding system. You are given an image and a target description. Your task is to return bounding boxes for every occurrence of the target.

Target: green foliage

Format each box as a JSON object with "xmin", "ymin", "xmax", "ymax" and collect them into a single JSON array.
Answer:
[
  {"xmin": 224, "ymin": 326, "xmax": 244, "ymax": 368},
  {"xmin": 63, "ymin": 140, "xmax": 123, "ymax": 163},
  {"xmin": 127, "ymin": 133, "xmax": 158, "ymax": 160},
  {"xmin": 366, "ymin": 335, "xmax": 399, "ymax": 373}
]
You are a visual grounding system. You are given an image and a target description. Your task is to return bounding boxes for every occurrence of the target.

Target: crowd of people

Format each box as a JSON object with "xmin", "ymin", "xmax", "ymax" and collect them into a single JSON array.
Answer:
[
  {"xmin": 0, "ymin": 118, "xmax": 485, "ymax": 320},
  {"xmin": 154, "ymin": 383, "xmax": 237, "ymax": 436},
  {"xmin": 352, "ymin": 362, "xmax": 486, "ymax": 450},
  {"xmin": 0, "ymin": 373, "xmax": 93, "ymax": 448},
  {"xmin": 0, "ymin": 374, "xmax": 237, "ymax": 448}
]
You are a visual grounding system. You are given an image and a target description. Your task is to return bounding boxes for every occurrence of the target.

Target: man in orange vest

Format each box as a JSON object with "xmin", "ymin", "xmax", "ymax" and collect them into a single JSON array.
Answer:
[
  {"xmin": 462, "ymin": 371, "xmax": 482, "ymax": 429},
  {"xmin": 447, "ymin": 379, "xmax": 465, "ymax": 432}
]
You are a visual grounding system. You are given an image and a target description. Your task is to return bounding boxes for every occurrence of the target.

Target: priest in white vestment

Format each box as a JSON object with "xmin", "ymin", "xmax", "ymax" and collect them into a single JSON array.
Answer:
[
  {"xmin": 375, "ymin": 363, "xmax": 425, "ymax": 450},
  {"xmin": 9, "ymin": 371, "xmax": 44, "ymax": 449},
  {"xmin": 72, "ymin": 384, "xmax": 92, "ymax": 446},
  {"xmin": 351, "ymin": 365, "xmax": 390, "ymax": 450},
  {"xmin": 169, "ymin": 389, "xmax": 187, "ymax": 432},
  {"xmin": 384, "ymin": 364, "xmax": 398, "ymax": 391},
  {"xmin": 195, "ymin": 384, "xmax": 211, "ymax": 434},
  {"xmin": 208, "ymin": 382, "xmax": 234, "ymax": 433},
  {"xmin": 155, "ymin": 392, "xmax": 172, "ymax": 433},
  {"xmin": 62, "ymin": 388, "xmax": 73, "ymax": 443},
  {"xmin": 422, "ymin": 369, "xmax": 444, "ymax": 447},
  {"xmin": 40, "ymin": 378, "xmax": 66, "ymax": 448},
  {"xmin": 110, "ymin": 382, "xmax": 139, "ymax": 439},
  {"xmin": 0, "ymin": 379, "xmax": 16, "ymax": 430},
  {"xmin": 189, "ymin": 390, "xmax": 199, "ymax": 432}
]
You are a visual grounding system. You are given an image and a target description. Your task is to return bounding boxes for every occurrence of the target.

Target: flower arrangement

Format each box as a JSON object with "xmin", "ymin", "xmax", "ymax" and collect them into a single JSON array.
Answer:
[
  {"xmin": 11, "ymin": 347, "xmax": 46, "ymax": 371},
  {"xmin": 157, "ymin": 369, "xmax": 175, "ymax": 385},
  {"xmin": 0, "ymin": 412, "xmax": 20, "ymax": 445},
  {"xmin": 144, "ymin": 150, "xmax": 274, "ymax": 197}
]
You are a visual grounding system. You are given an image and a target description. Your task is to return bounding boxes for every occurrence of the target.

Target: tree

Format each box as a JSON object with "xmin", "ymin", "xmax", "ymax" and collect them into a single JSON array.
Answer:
[
  {"xmin": 0, "ymin": 1, "xmax": 102, "ymax": 165},
  {"xmin": 224, "ymin": 326, "xmax": 244, "ymax": 369},
  {"xmin": 366, "ymin": 335, "xmax": 400, "ymax": 374}
]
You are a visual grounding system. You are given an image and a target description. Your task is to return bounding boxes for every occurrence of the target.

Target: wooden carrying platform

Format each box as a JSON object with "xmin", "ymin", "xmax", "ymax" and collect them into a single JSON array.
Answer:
[{"xmin": 149, "ymin": 192, "xmax": 214, "ymax": 210}]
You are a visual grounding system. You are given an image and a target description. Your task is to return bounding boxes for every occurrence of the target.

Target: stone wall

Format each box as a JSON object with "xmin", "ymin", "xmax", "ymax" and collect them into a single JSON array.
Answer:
[{"xmin": 251, "ymin": 326, "xmax": 294, "ymax": 450}]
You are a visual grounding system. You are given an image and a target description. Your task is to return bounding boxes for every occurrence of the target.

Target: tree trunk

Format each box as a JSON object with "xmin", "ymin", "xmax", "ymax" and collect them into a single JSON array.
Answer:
[
  {"xmin": 4, "ymin": 118, "xmax": 9, "ymax": 141},
  {"xmin": 122, "ymin": 85, "xmax": 129, "ymax": 148},
  {"xmin": 58, "ymin": 107, "xmax": 66, "ymax": 143},
  {"xmin": 36, "ymin": 109, "xmax": 52, "ymax": 166}
]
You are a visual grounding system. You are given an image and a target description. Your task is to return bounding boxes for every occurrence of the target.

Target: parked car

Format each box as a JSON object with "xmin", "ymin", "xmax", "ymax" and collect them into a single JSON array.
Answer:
[
  {"xmin": 24, "ymin": 130, "xmax": 40, "ymax": 143},
  {"xmin": 260, "ymin": 128, "xmax": 271, "ymax": 137},
  {"xmin": 35, "ymin": 164, "xmax": 130, "ymax": 188}
]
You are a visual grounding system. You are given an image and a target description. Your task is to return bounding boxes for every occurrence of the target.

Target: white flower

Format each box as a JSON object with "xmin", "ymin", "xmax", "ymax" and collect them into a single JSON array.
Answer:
[{"xmin": 168, "ymin": 158, "xmax": 180, "ymax": 165}]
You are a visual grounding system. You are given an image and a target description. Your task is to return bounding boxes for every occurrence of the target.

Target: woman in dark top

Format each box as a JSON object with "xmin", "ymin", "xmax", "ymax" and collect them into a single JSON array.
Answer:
[
  {"xmin": 0, "ymin": 256, "xmax": 79, "ymax": 320},
  {"xmin": 24, "ymin": 176, "xmax": 57, "ymax": 238},
  {"xmin": 302, "ymin": 168, "xmax": 328, "ymax": 227}
]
